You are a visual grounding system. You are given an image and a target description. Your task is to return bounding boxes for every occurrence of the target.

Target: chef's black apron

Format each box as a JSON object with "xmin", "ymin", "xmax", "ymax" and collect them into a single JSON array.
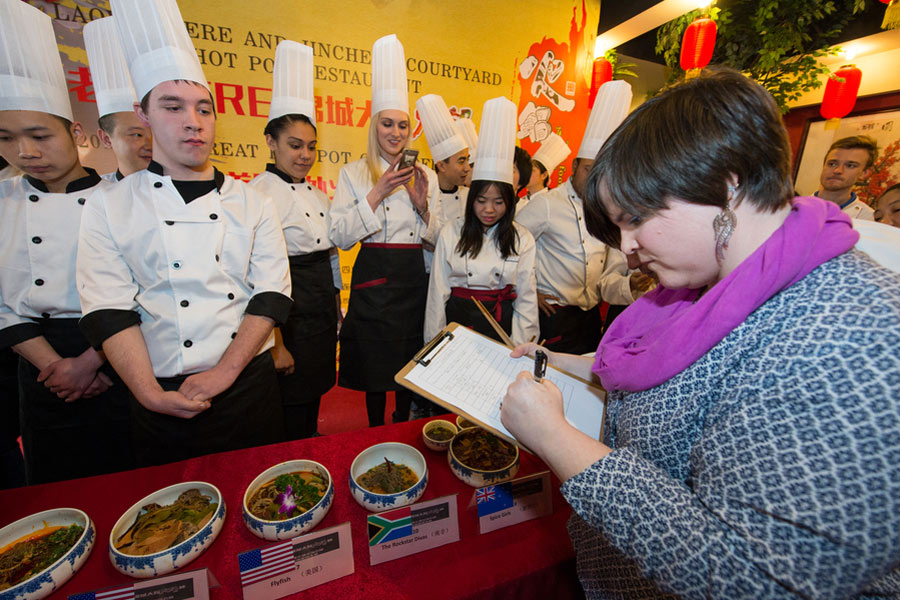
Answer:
[
  {"xmin": 339, "ymin": 243, "xmax": 427, "ymax": 391},
  {"xmin": 539, "ymin": 304, "xmax": 604, "ymax": 355},
  {"xmin": 445, "ymin": 285, "xmax": 515, "ymax": 344},
  {"xmin": 131, "ymin": 352, "xmax": 284, "ymax": 466},
  {"xmin": 1, "ymin": 347, "xmax": 25, "ymax": 489},
  {"xmin": 279, "ymin": 251, "xmax": 337, "ymax": 439},
  {"xmin": 17, "ymin": 318, "xmax": 134, "ymax": 484}
]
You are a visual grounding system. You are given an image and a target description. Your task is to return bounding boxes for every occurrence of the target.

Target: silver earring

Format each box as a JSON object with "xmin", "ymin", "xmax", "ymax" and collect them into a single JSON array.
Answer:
[{"xmin": 713, "ymin": 207, "xmax": 737, "ymax": 263}]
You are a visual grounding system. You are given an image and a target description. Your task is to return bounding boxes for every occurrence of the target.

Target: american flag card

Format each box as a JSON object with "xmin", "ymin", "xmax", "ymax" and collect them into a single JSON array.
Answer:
[
  {"xmin": 238, "ymin": 539, "xmax": 296, "ymax": 586},
  {"xmin": 70, "ymin": 568, "xmax": 214, "ymax": 600},
  {"xmin": 70, "ymin": 584, "xmax": 134, "ymax": 600}
]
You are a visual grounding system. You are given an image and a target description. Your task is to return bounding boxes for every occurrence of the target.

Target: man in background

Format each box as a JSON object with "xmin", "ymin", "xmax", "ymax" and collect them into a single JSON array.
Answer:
[{"xmin": 815, "ymin": 135, "xmax": 877, "ymax": 220}]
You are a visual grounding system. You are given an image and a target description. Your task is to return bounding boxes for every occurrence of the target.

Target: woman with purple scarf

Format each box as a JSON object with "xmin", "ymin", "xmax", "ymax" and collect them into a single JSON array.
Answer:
[{"xmin": 501, "ymin": 68, "xmax": 900, "ymax": 598}]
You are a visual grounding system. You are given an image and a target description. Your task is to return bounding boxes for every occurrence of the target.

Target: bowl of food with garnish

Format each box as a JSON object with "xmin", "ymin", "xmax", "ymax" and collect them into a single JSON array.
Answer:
[
  {"xmin": 108, "ymin": 481, "xmax": 224, "ymax": 578},
  {"xmin": 243, "ymin": 459, "xmax": 334, "ymax": 541},
  {"xmin": 348, "ymin": 442, "xmax": 427, "ymax": 512},
  {"xmin": 421, "ymin": 419, "xmax": 458, "ymax": 452}
]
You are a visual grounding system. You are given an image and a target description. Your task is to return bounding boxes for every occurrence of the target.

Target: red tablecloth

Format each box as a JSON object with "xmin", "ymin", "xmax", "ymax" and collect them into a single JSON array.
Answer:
[{"xmin": 0, "ymin": 417, "xmax": 583, "ymax": 600}]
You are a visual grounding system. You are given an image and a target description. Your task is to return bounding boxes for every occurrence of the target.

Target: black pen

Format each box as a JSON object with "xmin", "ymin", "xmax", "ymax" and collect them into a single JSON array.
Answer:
[{"xmin": 533, "ymin": 350, "xmax": 547, "ymax": 383}]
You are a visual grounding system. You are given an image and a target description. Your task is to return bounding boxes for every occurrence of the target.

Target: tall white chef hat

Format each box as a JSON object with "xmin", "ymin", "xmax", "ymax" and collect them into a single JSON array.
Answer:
[
  {"xmin": 532, "ymin": 132, "xmax": 571, "ymax": 173},
  {"xmin": 577, "ymin": 79, "xmax": 632, "ymax": 160},
  {"xmin": 83, "ymin": 17, "xmax": 138, "ymax": 118},
  {"xmin": 455, "ymin": 118, "xmax": 478, "ymax": 163},
  {"xmin": 416, "ymin": 94, "xmax": 467, "ymax": 162},
  {"xmin": 268, "ymin": 40, "xmax": 316, "ymax": 126},
  {"xmin": 0, "ymin": 0, "xmax": 73, "ymax": 121},
  {"xmin": 471, "ymin": 97, "xmax": 517, "ymax": 185},
  {"xmin": 371, "ymin": 34, "xmax": 408, "ymax": 117},
  {"xmin": 110, "ymin": 0, "xmax": 208, "ymax": 102}
]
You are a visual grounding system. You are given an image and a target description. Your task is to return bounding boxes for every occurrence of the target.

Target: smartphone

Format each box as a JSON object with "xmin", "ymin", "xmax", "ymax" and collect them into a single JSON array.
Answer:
[{"xmin": 399, "ymin": 148, "xmax": 418, "ymax": 169}]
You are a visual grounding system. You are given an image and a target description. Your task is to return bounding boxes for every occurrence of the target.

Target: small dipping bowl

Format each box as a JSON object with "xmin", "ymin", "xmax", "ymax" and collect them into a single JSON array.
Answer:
[
  {"xmin": 0, "ymin": 508, "xmax": 94, "ymax": 600},
  {"xmin": 243, "ymin": 459, "xmax": 334, "ymax": 541},
  {"xmin": 448, "ymin": 428, "xmax": 520, "ymax": 488},
  {"xmin": 422, "ymin": 419, "xmax": 458, "ymax": 452},
  {"xmin": 109, "ymin": 481, "xmax": 225, "ymax": 578},
  {"xmin": 349, "ymin": 442, "xmax": 428, "ymax": 512},
  {"xmin": 455, "ymin": 415, "xmax": 478, "ymax": 430}
]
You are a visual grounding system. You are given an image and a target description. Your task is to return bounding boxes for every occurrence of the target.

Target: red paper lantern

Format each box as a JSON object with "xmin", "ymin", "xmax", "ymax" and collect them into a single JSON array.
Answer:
[
  {"xmin": 589, "ymin": 57, "xmax": 612, "ymax": 108},
  {"xmin": 680, "ymin": 17, "xmax": 717, "ymax": 74},
  {"xmin": 820, "ymin": 65, "xmax": 862, "ymax": 121}
]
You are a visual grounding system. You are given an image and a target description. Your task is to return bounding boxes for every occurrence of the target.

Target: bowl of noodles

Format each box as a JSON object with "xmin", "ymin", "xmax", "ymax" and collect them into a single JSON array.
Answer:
[
  {"xmin": 349, "ymin": 442, "xmax": 428, "ymax": 512},
  {"xmin": 0, "ymin": 508, "xmax": 94, "ymax": 600},
  {"xmin": 242, "ymin": 460, "xmax": 334, "ymax": 541},
  {"xmin": 448, "ymin": 428, "xmax": 519, "ymax": 487}
]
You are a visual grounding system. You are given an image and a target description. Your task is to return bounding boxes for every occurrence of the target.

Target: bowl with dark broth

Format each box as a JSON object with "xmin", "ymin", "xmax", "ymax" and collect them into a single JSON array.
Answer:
[
  {"xmin": 422, "ymin": 419, "xmax": 458, "ymax": 452},
  {"xmin": 243, "ymin": 459, "xmax": 333, "ymax": 541},
  {"xmin": 448, "ymin": 428, "xmax": 520, "ymax": 487},
  {"xmin": 108, "ymin": 481, "xmax": 224, "ymax": 578},
  {"xmin": 349, "ymin": 442, "xmax": 427, "ymax": 512},
  {"xmin": 0, "ymin": 508, "xmax": 94, "ymax": 600}
]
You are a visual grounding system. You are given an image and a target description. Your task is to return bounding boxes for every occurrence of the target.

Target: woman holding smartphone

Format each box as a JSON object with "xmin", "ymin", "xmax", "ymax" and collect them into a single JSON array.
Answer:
[
  {"xmin": 329, "ymin": 35, "xmax": 440, "ymax": 427},
  {"xmin": 424, "ymin": 97, "xmax": 538, "ymax": 346},
  {"xmin": 249, "ymin": 41, "xmax": 340, "ymax": 439}
]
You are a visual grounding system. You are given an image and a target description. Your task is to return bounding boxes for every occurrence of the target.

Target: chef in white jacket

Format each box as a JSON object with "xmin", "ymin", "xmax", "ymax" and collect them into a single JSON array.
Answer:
[
  {"xmin": 249, "ymin": 40, "xmax": 341, "ymax": 440},
  {"xmin": 76, "ymin": 0, "xmax": 291, "ymax": 465},
  {"xmin": 516, "ymin": 81, "xmax": 653, "ymax": 354},
  {"xmin": 425, "ymin": 97, "xmax": 538, "ymax": 346},
  {"xmin": 329, "ymin": 34, "xmax": 441, "ymax": 427},
  {"xmin": 83, "ymin": 17, "xmax": 151, "ymax": 183},
  {"xmin": 0, "ymin": 0, "xmax": 134, "ymax": 483}
]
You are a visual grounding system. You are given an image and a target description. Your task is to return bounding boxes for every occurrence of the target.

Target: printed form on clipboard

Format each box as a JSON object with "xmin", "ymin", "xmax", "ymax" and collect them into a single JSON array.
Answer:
[{"xmin": 395, "ymin": 323, "xmax": 606, "ymax": 449}]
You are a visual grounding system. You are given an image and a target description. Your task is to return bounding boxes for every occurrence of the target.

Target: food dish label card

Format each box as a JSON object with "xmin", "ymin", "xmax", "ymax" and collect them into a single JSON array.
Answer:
[
  {"xmin": 367, "ymin": 494, "xmax": 460, "ymax": 566},
  {"xmin": 474, "ymin": 471, "xmax": 553, "ymax": 534},
  {"xmin": 238, "ymin": 521, "xmax": 354, "ymax": 600},
  {"xmin": 70, "ymin": 567, "xmax": 218, "ymax": 600}
]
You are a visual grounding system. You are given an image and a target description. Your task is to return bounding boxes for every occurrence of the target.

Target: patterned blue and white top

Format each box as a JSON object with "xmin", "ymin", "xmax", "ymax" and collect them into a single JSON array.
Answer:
[{"xmin": 561, "ymin": 249, "xmax": 900, "ymax": 599}]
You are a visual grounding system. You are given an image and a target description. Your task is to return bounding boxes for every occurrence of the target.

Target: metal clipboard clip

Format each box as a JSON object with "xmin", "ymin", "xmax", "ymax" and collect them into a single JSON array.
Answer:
[{"xmin": 414, "ymin": 330, "xmax": 454, "ymax": 366}]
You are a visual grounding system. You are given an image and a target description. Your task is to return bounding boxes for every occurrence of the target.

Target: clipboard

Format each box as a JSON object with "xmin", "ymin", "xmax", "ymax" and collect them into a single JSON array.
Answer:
[{"xmin": 396, "ymin": 323, "xmax": 606, "ymax": 448}]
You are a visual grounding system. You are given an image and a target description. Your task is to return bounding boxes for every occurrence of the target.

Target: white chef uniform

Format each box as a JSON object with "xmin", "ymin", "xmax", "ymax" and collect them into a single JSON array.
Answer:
[
  {"xmin": 516, "ymin": 179, "xmax": 633, "ymax": 310},
  {"xmin": 425, "ymin": 220, "xmax": 538, "ymax": 345},
  {"xmin": 77, "ymin": 163, "xmax": 292, "ymax": 378},
  {"xmin": 249, "ymin": 166, "xmax": 340, "ymax": 287},
  {"xmin": 438, "ymin": 185, "xmax": 468, "ymax": 224},
  {"xmin": 329, "ymin": 156, "xmax": 442, "ymax": 249}
]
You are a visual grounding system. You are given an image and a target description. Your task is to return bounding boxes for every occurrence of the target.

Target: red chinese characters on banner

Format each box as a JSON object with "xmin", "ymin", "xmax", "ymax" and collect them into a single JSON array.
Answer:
[
  {"xmin": 515, "ymin": 1, "xmax": 592, "ymax": 189},
  {"xmin": 67, "ymin": 67, "xmax": 95, "ymax": 103}
]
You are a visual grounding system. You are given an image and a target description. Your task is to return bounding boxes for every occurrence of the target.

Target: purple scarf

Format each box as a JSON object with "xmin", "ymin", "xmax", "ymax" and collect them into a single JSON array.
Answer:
[{"xmin": 594, "ymin": 197, "xmax": 859, "ymax": 392}]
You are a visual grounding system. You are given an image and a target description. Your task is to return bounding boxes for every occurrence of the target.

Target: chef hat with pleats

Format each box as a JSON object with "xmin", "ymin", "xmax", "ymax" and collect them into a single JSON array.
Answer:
[
  {"xmin": 455, "ymin": 118, "xmax": 478, "ymax": 163},
  {"xmin": 577, "ymin": 80, "xmax": 632, "ymax": 160},
  {"xmin": 416, "ymin": 94, "xmax": 467, "ymax": 162},
  {"xmin": 471, "ymin": 97, "xmax": 517, "ymax": 185},
  {"xmin": 532, "ymin": 132, "xmax": 572, "ymax": 173},
  {"xmin": 110, "ymin": 0, "xmax": 208, "ymax": 101},
  {"xmin": 268, "ymin": 40, "xmax": 316, "ymax": 126},
  {"xmin": 370, "ymin": 34, "xmax": 408, "ymax": 117},
  {"xmin": 0, "ymin": 0, "xmax": 73, "ymax": 121},
  {"xmin": 83, "ymin": 17, "xmax": 138, "ymax": 118}
]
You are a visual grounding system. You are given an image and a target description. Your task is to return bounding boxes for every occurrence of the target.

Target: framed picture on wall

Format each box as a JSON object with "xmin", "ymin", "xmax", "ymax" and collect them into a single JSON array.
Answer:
[{"xmin": 793, "ymin": 107, "xmax": 900, "ymax": 205}]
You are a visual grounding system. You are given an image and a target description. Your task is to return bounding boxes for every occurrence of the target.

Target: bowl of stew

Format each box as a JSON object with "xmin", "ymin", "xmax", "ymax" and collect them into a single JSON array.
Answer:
[
  {"xmin": 448, "ymin": 428, "xmax": 519, "ymax": 487},
  {"xmin": 243, "ymin": 460, "xmax": 334, "ymax": 541},
  {"xmin": 422, "ymin": 419, "xmax": 458, "ymax": 452},
  {"xmin": 0, "ymin": 508, "xmax": 94, "ymax": 600},
  {"xmin": 349, "ymin": 442, "xmax": 428, "ymax": 512}
]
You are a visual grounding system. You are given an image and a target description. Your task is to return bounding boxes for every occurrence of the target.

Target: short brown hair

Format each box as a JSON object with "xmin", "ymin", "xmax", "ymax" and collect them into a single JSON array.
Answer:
[
  {"xmin": 140, "ymin": 80, "xmax": 216, "ymax": 116},
  {"xmin": 583, "ymin": 67, "xmax": 794, "ymax": 248},
  {"xmin": 826, "ymin": 135, "xmax": 878, "ymax": 169}
]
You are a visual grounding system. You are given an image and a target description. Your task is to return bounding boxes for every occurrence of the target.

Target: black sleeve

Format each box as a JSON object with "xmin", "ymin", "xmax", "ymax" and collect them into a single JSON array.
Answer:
[
  {"xmin": 79, "ymin": 309, "xmax": 142, "ymax": 350},
  {"xmin": 0, "ymin": 322, "xmax": 43, "ymax": 350},
  {"xmin": 245, "ymin": 291, "xmax": 293, "ymax": 326}
]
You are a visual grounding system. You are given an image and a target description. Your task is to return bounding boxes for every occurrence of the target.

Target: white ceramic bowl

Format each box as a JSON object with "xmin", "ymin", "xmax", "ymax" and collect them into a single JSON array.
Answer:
[
  {"xmin": 422, "ymin": 419, "xmax": 458, "ymax": 452},
  {"xmin": 108, "ymin": 481, "xmax": 225, "ymax": 578},
  {"xmin": 348, "ymin": 442, "xmax": 427, "ymax": 512},
  {"xmin": 448, "ymin": 428, "xmax": 520, "ymax": 488},
  {"xmin": 0, "ymin": 508, "xmax": 94, "ymax": 600},
  {"xmin": 243, "ymin": 459, "xmax": 334, "ymax": 541}
]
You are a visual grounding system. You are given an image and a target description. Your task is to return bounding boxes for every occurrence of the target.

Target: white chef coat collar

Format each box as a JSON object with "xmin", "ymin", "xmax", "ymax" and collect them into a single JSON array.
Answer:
[
  {"xmin": 265, "ymin": 163, "xmax": 304, "ymax": 185},
  {"xmin": 24, "ymin": 167, "xmax": 101, "ymax": 193},
  {"xmin": 440, "ymin": 185, "xmax": 459, "ymax": 194},
  {"xmin": 147, "ymin": 159, "xmax": 225, "ymax": 192}
]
